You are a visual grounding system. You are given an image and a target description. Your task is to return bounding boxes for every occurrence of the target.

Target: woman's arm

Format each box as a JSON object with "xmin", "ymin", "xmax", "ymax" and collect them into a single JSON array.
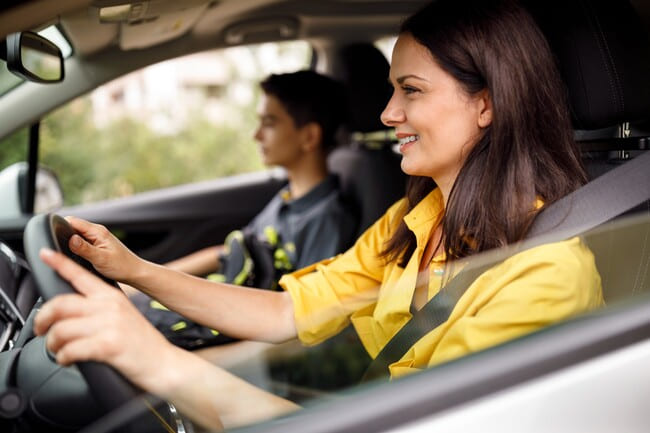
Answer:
[
  {"xmin": 33, "ymin": 249, "xmax": 299, "ymax": 431},
  {"xmin": 65, "ymin": 217, "xmax": 297, "ymax": 343},
  {"xmin": 132, "ymin": 262, "xmax": 298, "ymax": 342}
]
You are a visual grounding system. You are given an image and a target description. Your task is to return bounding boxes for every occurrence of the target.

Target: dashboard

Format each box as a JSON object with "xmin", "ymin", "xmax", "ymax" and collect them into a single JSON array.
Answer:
[{"xmin": 0, "ymin": 241, "xmax": 34, "ymax": 352}]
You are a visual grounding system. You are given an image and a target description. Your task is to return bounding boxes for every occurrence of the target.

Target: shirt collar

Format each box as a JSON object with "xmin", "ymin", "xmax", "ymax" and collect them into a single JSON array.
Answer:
[
  {"xmin": 403, "ymin": 188, "xmax": 445, "ymax": 247},
  {"xmin": 281, "ymin": 174, "xmax": 339, "ymax": 212},
  {"xmin": 404, "ymin": 188, "xmax": 444, "ymax": 230}
]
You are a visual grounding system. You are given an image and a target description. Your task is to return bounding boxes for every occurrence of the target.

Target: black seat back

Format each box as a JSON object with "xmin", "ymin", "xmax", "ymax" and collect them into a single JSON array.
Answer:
[
  {"xmin": 528, "ymin": 0, "xmax": 650, "ymax": 302},
  {"xmin": 328, "ymin": 43, "xmax": 407, "ymax": 237}
]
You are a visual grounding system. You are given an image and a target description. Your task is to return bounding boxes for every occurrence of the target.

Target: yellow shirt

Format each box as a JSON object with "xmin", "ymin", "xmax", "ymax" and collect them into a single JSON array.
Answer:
[{"xmin": 279, "ymin": 189, "xmax": 604, "ymax": 378}]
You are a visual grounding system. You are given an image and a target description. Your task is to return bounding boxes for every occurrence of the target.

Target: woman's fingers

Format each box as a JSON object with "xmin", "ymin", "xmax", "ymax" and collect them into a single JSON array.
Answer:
[
  {"xmin": 65, "ymin": 216, "xmax": 109, "ymax": 244},
  {"xmin": 63, "ymin": 216, "xmax": 142, "ymax": 283},
  {"xmin": 33, "ymin": 245, "xmax": 179, "ymax": 392},
  {"xmin": 45, "ymin": 314, "xmax": 104, "ymax": 355},
  {"xmin": 39, "ymin": 248, "xmax": 107, "ymax": 296},
  {"xmin": 65, "ymin": 216, "xmax": 115, "ymax": 262},
  {"xmin": 65, "ymin": 217, "xmax": 110, "ymax": 264},
  {"xmin": 34, "ymin": 292, "xmax": 89, "ymax": 336},
  {"xmin": 53, "ymin": 336, "xmax": 108, "ymax": 366},
  {"xmin": 68, "ymin": 233, "xmax": 98, "ymax": 262}
]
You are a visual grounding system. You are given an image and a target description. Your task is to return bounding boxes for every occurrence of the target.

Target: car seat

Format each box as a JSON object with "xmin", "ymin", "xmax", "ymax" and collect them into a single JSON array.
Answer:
[
  {"xmin": 327, "ymin": 43, "xmax": 407, "ymax": 237},
  {"xmin": 527, "ymin": 0, "xmax": 650, "ymax": 302}
]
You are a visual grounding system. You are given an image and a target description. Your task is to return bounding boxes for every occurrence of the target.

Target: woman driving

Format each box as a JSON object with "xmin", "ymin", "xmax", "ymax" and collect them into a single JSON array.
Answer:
[{"xmin": 34, "ymin": 0, "xmax": 603, "ymax": 430}]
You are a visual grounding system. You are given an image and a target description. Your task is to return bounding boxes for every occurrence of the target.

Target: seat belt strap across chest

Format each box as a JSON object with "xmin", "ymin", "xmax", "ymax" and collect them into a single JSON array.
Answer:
[{"xmin": 362, "ymin": 150, "xmax": 650, "ymax": 381}]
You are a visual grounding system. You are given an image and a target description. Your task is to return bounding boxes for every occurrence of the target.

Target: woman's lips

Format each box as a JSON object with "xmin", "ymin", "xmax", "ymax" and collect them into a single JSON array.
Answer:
[{"xmin": 397, "ymin": 134, "xmax": 419, "ymax": 153}]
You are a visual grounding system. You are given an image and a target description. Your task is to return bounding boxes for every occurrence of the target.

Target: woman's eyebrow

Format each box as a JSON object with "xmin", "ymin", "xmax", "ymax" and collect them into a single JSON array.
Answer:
[{"xmin": 396, "ymin": 74, "xmax": 429, "ymax": 84}]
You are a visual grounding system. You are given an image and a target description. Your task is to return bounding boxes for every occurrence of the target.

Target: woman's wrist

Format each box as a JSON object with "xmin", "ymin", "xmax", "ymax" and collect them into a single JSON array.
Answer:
[
  {"xmin": 124, "ymin": 256, "xmax": 157, "ymax": 288},
  {"xmin": 139, "ymin": 343, "xmax": 191, "ymax": 398}
]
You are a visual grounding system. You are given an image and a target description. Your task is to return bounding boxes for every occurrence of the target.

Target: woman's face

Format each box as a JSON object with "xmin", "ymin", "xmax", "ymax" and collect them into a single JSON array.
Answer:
[{"xmin": 381, "ymin": 34, "xmax": 492, "ymax": 191}]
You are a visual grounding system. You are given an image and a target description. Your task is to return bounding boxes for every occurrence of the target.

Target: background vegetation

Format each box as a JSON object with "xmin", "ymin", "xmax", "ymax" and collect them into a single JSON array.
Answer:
[
  {"xmin": 0, "ymin": 99, "xmax": 264, "ymax": 206},
  {"xmin": 41, "ymin": 98, "xmax": 263, "ymax": 205}
]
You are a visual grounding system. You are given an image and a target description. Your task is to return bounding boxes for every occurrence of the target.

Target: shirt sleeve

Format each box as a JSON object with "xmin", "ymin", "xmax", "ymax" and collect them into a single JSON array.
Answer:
[
  {"xmin": 280, "ymin": 198, "xmax": 407, "ymax": 345},
  {"xmin": 389, "ymin": 237, "xmax": 604, "ymax": 377}
]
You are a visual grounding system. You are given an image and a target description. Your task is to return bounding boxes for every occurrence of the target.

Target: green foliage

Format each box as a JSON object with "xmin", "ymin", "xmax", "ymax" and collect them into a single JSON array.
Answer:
[
  {"xmin": 36, "ymin": 97, "xmax": 264, "ymax": 205},
  {"xmin": 0, "ymin": 127, "xmax": 28, "ymax": 170},
  {"xmin": 0, "ymin": 67, "xmax": 24, "ymax": 96}
]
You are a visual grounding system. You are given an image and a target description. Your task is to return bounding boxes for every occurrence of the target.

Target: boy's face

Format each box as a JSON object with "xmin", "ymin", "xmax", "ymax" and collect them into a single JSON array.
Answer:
[{"xmin": 254, "ymin": 93, "xmax": 307, "ymax": 169}]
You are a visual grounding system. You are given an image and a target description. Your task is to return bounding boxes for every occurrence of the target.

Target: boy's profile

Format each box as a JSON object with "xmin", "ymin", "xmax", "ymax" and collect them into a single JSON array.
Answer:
[{"xmin": 135, "ymin": 70, "xmax": 358, "ymax": 347}]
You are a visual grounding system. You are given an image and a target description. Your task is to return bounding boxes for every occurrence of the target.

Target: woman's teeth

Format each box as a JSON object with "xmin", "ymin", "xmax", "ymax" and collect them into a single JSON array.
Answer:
[{"xmin": 398, "ymin": 135, "xmax": 419, "ymax": 146}]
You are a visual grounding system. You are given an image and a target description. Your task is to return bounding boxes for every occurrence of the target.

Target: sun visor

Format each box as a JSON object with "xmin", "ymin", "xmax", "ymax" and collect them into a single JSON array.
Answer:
[{"xmin": 89, "ymin": 0, "xmax": 209, "ymax": 50}]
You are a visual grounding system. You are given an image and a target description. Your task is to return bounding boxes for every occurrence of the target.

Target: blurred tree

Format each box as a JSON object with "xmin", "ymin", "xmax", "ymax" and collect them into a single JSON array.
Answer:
[
  {"xmin": 0, "ymin": 127, "xmax": 28, "ymax": 170},
  {"xmin": 37, "ymin": 97, "xmax": 264, "ymax": 206}
]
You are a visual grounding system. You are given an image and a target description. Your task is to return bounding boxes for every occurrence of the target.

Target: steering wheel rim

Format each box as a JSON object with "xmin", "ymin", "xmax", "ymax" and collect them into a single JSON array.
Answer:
[{"xmin": 23, "ymin": 213, "xmax": 141, "ymax": 414}]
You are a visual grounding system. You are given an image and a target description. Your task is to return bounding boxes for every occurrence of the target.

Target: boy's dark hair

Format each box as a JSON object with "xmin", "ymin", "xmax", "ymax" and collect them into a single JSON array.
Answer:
[{"xmin": 260, "ymin": 70, "xmax": 346, "ymax": 153}]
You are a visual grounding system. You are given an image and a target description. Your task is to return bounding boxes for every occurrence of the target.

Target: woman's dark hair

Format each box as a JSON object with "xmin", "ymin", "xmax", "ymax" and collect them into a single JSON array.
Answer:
[
  {"xmin": 260, "ymin": 70, "xmax": 346, "ymax": 153},
  {"xmin": 382, "ymin": 0, "xmax": 588, "ymax": 265}
]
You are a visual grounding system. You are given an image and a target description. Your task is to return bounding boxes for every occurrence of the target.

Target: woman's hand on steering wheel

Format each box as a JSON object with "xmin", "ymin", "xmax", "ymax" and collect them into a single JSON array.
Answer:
[
  {"xmin": 33, "ymin": 248, "xmax": 183, "ymax": 397},
  {"xmin": 65, "ymin": 216, "xmax": 146, "ymax": 286}
]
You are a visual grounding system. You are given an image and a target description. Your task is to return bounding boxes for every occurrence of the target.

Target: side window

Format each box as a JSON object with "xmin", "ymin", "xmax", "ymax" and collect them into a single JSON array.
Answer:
[
  {"xmin": 40, "ymin": 41, "xmax": 311, "ymax": 206},
  {"xmin": 0, "ymin": 128, "xmax": 28, "ymax": 172}
]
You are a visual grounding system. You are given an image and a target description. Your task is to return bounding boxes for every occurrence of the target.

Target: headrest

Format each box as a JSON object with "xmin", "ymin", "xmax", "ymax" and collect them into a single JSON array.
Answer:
[
  {"xmin": 526, "ymin": 0, "xmax": 650, "ymax": 130},
  {"xmin": 337, "ymin": 43, "xmax": 393, "ymax": 133}
]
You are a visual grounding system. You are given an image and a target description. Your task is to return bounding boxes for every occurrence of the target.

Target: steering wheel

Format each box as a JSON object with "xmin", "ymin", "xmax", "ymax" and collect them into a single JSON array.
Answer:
[
  {"xmin": 18, "ymin": 214, "xmax": 192, "ymax": 432},
  {"xmin": 22, "ymin": 213, "xmax": 141, "ymax": 415}
]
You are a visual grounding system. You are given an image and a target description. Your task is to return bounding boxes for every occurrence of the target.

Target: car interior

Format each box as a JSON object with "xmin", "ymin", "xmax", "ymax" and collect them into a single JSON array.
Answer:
[{"xmin": 0, "ymin": 0, "xmax": 650, "ymax": 432}]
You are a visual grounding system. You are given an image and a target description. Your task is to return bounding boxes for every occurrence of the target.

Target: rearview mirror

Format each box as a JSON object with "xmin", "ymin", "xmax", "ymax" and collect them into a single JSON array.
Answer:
[{"xmin": 4, "ymin": 32, "xmax": 64, "ymax": 83}]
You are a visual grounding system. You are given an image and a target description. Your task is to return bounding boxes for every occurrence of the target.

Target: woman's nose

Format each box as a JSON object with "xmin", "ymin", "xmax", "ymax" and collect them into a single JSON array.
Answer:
[{"xmin": 380, "ymin": 93, "xmax": 405, "ymax": 127}]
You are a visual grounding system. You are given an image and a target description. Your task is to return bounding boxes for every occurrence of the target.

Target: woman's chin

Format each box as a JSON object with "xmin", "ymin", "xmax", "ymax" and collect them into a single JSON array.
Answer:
[{"xmin": 400, "ymin": 158, "xmax": 424, "ymax": 177}]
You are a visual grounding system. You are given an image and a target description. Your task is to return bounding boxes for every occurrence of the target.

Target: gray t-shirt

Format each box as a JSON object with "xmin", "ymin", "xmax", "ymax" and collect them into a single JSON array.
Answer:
[{"xmin": 245, "ymin": 174, "xmax": 358, "ymax": 270}]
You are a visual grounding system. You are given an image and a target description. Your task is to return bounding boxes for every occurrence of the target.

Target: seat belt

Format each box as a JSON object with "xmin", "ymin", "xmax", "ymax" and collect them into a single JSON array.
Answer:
[{"xmin": 362, "ymin": 150, "xmax": 650, "ymax": 381}]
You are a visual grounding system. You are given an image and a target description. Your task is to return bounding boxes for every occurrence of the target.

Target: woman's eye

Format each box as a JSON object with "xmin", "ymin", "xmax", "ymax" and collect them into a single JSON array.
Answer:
[{"xmin": 402, "ymin": 85, "xmax": 419, "ymax": 95}]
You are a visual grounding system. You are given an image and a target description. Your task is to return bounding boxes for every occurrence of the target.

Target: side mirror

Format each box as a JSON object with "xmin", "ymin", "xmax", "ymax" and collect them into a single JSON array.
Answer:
[
  {"xmin": 0, "ymin": 162, "xmax": 64, "ymax": 218},
  {"xmin": 3, "ymin": 32, "xmax": 64, "ymax": 83}
]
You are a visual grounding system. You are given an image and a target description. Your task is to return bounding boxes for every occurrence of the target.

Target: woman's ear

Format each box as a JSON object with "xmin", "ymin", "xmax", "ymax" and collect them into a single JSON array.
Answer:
[
  {"xmin": 300, "ymin": 122, "xmax": 323, "ymax": 152},
  {"xmin": 477, "ymin": 90, "xmax": 493, "ymax": 128}
]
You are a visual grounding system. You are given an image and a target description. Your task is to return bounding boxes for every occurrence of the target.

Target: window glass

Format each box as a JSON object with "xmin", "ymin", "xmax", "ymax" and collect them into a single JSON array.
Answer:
[
  {"xmin": 0, "ymin": 68, "xmax": 23, "ymax": 96},
  {"xmin": 375, "ymin": 36, "xmax": 397, "ymax": 62},
  {"xmin": 39, "ymin": 26, "xmax": 73, "ymax": 58},
  {"xmin": 0, "ymin": 127, "xmax": 28, "ymax": 171},
  {"xmin": 39, "ymin": 41, "xmax": 311, "ymax": 205}
]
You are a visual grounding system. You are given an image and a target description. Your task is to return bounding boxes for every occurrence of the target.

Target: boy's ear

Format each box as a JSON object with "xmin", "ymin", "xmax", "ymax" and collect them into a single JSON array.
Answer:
[{"xmin": 300, "ymin": 122, "xmax": 323, "ymax": 152}]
